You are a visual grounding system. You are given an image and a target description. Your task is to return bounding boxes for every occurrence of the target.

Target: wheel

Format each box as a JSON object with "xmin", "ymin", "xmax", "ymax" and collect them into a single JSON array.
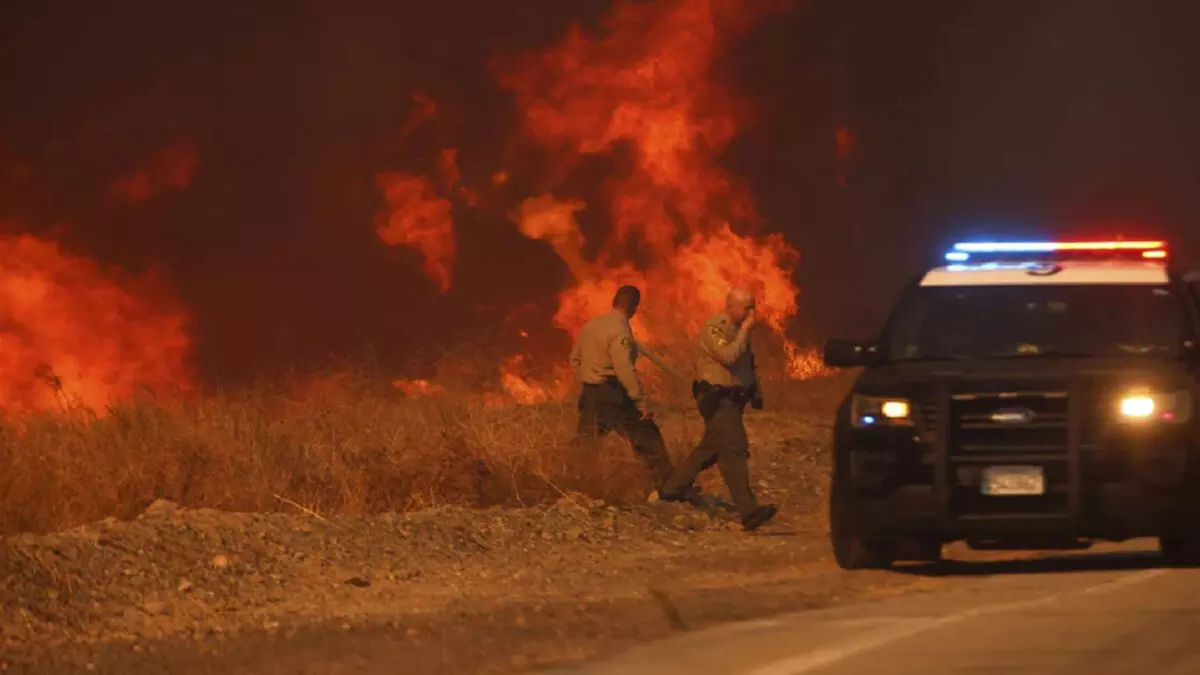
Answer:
[
  {"xmin": 1159, "ymin": 535, "xmax": 1200, "ymax": 567},
  {"xmin": 898, "ymin": 538, "xmax": 943, "ymax": 563},
  {"xmin": 829, "ymin": 471, "xmax": 895, "ymax": 570}
]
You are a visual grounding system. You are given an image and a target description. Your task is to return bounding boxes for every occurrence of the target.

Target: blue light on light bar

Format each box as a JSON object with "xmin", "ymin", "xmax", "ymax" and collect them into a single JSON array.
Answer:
[
  {"xmin": 953, "ymin": 242, "xmax": 1057, "ymax": 253},
  {"xmin": 945, "ymin": 262, "xmax": 1048, "ymax": 272},
  {"xmin": 945, "ymin": 240, "xmax": 1168, "ymax": 264}
]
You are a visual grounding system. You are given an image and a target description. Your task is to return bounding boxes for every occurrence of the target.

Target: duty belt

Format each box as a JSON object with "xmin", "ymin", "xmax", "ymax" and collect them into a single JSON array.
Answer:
[{"xmin": 692, "ymin": 379, "xmax": 758, "ymax": 418}]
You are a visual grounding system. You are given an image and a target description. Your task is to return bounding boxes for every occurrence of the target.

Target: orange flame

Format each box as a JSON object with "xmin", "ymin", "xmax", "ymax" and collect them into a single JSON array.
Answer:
[
  {"xmin": 496, "ymin": 355, "xmax": 570, "ymax": 405},
  {"xmin": 0, "ymin": 232, "xmax": 193, "ymax": 412},
  {"xmin": 512, "ymin": 195, "xmax": 592, "ymax": 281},
  {"xmin": 495, "ymin": 0, "xmax": 823, "ymax": 382},
  {"xmin": 375, "ymin": 172, "xmax": 456, "ymax": 292},
  {"xmin": 110, "ymin": 140, "xmax": 199, "ymax": 204},
  {"xmin": 493, "ymin": 0, "xmax": 774, "ymax": 246}
]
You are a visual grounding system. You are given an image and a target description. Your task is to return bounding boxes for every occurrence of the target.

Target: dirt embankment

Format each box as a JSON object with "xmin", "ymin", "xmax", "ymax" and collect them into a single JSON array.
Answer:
[{"xmin": 0, "ymin": 411, "xmax": 945, "ymax": 675}]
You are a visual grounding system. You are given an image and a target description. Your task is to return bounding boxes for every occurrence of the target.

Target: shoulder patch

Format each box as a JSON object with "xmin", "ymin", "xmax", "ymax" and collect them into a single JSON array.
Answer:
[
  {"xmin": 708, "ymin": 325, "xmax": 729, "ymax": 346},
  {"xmin": 619, "ymin": 336, "xmax": 633, "ymax": 347}
]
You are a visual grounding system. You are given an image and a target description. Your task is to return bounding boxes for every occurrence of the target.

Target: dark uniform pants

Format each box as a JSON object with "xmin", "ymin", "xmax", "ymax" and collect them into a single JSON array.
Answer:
[
  {"xmin": 661, "ymin": 395, "xmax": 758, "ymax": 517},
  {"xmin": 575, "ymin": 379, "xmax": 674, "ymax": 489}
]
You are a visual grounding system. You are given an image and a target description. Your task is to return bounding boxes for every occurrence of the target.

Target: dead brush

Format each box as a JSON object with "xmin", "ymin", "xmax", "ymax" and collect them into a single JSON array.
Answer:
[{"xmin": 0, "ymin": 346, "xmax": 855, "ymax": 536}]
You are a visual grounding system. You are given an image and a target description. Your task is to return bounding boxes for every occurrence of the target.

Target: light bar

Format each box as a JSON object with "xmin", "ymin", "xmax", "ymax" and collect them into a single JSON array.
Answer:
[
  {"xmin": 946, "ymin": 240, "xmax": 1167, "ymax": 263},
  {"xmin": 953, "ymin": 240, "xmax": 1165, "ymax": 253}
]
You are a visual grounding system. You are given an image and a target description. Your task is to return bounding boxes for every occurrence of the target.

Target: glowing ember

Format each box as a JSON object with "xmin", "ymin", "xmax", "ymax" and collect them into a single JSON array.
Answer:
[
  {"xmin": 0, "ymin": 232, "xmax": 192, "ymax": 412},
  {"xmin": 110, "ymin": 140, "xmax": 200, "ymax": 204},
  {"xmin": 392, "ymin": 378, "xmax": 443, "ymax": 396},
  {"xmin": 375, "ymin": 172, "xmax": 456, "ymax": 292}
]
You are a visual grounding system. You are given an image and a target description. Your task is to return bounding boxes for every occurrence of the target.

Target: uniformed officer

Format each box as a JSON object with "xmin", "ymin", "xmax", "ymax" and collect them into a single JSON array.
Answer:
[
  {"xmin": 659, "ymin": 287, "xmax": 778, "ymax": 531},
  {"xmin": 569, "ymin": 285, "xmax": 675, "ymax": 491}
]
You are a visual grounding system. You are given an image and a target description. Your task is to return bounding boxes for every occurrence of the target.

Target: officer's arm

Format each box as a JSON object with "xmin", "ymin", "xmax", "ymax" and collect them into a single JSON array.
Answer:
[
  {"xmin": 635, "ymin": 341, "xmax": 686, "ymax": 380},
  {"xmin": 608, "ymin": 332, "xmax": 645, "ymax": 401},
  {"xmin": 699, "ymin": 323, "xmax": 749, "ymax": 366},
  {"xmin": 569, "ymin": 335, "xmax": 584, "ymax": 381}
]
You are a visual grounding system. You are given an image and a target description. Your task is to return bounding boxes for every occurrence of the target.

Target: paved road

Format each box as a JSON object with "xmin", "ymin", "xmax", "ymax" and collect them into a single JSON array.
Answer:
[{"xmin": 542, "ymin": 541, "xmax": 1199, "ymax": 675}]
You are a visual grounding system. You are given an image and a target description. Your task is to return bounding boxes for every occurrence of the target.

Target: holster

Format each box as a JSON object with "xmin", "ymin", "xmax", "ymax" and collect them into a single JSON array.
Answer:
[
  {"xmin": 692, "ymin": 380, "xmax": 758, "ymax": 419},
  {"xmin": 728, "ymin": 385, "xmax": 756, "ymax": 405}
]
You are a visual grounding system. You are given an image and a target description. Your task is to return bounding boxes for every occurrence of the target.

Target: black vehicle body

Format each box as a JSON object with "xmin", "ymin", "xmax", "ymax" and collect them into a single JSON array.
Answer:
[{"xmin": 823, "ymin": 265, "xmax": 1200, "ymax": 568}]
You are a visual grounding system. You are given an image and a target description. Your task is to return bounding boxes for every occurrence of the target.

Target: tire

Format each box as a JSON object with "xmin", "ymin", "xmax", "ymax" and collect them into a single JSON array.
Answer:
[
  {"xmin": 901, "ymin": 539, "xmax": 944, "ymax": 563},
  {"xmin": 829, "ymin": 470, "xmax": 895, "ymax": 570},
  {"xmin": 1159, "ymin": 535, "xmax": 1200, "ymax": 567}
]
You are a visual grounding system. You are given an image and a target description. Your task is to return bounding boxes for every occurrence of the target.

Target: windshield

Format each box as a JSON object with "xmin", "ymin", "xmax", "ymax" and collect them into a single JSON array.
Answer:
[{"xmin": 885, "ymin": 284, "xmax": 1188, "ymax": 361}]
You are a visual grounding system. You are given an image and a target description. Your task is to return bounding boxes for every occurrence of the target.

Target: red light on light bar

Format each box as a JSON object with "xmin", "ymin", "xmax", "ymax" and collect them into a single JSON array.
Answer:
[
  {"xmin": 1052, "ymin": 241, "xmax": 1165, "ymax": 251},
  {"xmin": 1143, "ymin": 250, "xmax": 1167, "ymax": 259},
  {"xmin": 952, "ymin": 240, "xmax": 1166, "ymax": 254}
]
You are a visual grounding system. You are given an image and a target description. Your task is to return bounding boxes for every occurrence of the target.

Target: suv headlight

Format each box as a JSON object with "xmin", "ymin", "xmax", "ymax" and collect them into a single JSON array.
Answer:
[
  {"xmin": 1116, "ymin": 389, "xmax": 1192, "ymax": 424},
  {"xmin": 851, "ymin": 395, "xmax": 914, "ymax": 428}
]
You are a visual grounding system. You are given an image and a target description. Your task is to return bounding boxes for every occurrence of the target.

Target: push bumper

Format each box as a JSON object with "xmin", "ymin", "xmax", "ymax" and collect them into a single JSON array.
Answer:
[
  {"xmin": 853, "ymin": 482, "xmax": 1186, "ymax": 540},
  {"xmin": 844, "ymin": 378, "xmax": 1197, "ymax": 543}
]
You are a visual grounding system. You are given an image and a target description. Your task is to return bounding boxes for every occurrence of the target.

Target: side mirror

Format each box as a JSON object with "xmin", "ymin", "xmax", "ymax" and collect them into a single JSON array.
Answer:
[{"xmin": 823, "ymin": 339, "xmax": 875, "ymax": 368}]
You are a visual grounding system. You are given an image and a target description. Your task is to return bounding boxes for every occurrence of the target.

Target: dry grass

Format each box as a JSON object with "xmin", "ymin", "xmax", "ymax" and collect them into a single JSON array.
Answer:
[{"xmin": 0, "ymin": 350, "xmax": 855, "ymax": 537}]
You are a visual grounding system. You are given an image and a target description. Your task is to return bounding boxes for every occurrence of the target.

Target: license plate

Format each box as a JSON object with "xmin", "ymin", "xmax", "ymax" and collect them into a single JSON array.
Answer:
[{"xmin": 981, "ymin": 465, "xmax": 1045, "ymax": 496}]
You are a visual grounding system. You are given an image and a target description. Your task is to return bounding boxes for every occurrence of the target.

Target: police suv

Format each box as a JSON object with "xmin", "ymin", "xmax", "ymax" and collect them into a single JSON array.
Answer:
[{"xmin": 822, "ymin": 240, "xmax": 1200, "ymax": 569}]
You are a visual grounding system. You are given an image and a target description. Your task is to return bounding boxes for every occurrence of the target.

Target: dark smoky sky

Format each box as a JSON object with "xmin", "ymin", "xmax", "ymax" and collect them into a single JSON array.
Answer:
[{"xmin": 1, "ymin": 0, "xmax": 1199, "ymax": 382}]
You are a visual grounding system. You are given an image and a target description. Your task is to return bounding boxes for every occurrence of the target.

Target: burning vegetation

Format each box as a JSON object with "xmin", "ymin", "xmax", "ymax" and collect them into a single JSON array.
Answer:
[
  {"xmin": 0, "ymin": 232, "xmax": 192, "ymax": 414},
  {"xmin": 0, "ymin": 0, "xmax": 827, "ymax": 415},
  {"xmin": 0, "ymin": 0, "xmax": 838, "ymax": 534},
  {"xmin": 374, "ymin": 0, "xmax": 826, "ymax": 403}
]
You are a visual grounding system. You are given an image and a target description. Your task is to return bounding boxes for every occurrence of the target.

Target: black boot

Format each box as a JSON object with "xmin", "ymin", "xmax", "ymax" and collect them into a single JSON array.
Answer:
[
  {"xmin": 741, "ymin": 504, "xmax": 778, "ymax": 531},
  {"xmin": 659, "ymin": 485, "xmax": 707, "ymax": 506}
]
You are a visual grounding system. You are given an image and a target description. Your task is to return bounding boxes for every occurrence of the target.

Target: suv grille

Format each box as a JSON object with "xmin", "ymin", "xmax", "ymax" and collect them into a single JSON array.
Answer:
[
  {"xmin": 950, "ymin": 391, "xmax": 1068, "ymax": 457},
  {"xmin": 919, "ymin": 385, "xmax": 1084, "ymax": 519}
]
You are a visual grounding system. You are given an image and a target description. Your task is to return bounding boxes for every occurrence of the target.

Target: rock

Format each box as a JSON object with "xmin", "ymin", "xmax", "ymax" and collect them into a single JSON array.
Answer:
[
  {"xmin": 344, "ymin": 577, "xmax": 371, "ymax": 588},
  {"xmin": 142, "ymin": 500, "xmax": 179, "ymax": 518},
  {"xmin": 142, "ymin": 600, "xmax": 167, "ymax": 616},
  {"xmin": 211, "ymin": 555, "xmax": 230, "ymax": 570},
  {"xmin": 177, "ymin": 579, "xmax": 193, "ymax": 593}
]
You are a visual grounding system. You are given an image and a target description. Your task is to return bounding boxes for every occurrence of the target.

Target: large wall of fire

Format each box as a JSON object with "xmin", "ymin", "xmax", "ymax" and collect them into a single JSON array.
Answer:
[{"xmin": 0, "ymin": 0, "xmax": 835, "ymax": 411}]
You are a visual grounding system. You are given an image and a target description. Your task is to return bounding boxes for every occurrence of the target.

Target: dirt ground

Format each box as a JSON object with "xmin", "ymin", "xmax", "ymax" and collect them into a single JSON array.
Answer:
[{"xmin": 0, "ymin": 413, "xmax": 956, "ymax": 675}]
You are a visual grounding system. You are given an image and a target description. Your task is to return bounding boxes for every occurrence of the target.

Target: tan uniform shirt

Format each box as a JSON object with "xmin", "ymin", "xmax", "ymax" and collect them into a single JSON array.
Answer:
[
  {"xmin": 569, "ymin": 310, "xmax": 644, "ymax": 400},
  {"xmin": 697, "ymin": 312, "xmax": 757, "ymax": 388}
]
